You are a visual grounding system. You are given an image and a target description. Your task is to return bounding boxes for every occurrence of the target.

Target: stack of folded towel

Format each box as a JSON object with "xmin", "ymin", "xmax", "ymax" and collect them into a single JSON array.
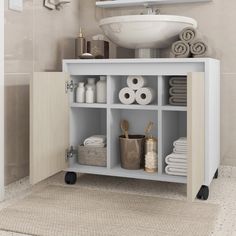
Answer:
[
  {"xmin": 171, "ymin": 27, "xmax": 211, "ymax": 58},
  {"xmin": 165, "ymin": 137, "xmax": 187, "ymax": 176},
  {"xmin": 169, "ymin": 77, "xmax": 187, "ymax": 106},
  {"xmin": 83, "ymin": 135, "xmax": 106, "ymax": 148}
]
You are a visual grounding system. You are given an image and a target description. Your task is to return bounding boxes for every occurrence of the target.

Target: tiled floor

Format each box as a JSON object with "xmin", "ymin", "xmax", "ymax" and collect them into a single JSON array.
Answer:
[{"xmin": 0, "ymin": 166, "xmax": 236, "ymax": 236}]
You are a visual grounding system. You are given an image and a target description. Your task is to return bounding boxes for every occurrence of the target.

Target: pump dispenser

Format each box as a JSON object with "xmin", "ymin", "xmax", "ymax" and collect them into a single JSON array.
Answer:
[{"xmin": 75, "ymin": 28, "xmax": 86, "ymax": 58}]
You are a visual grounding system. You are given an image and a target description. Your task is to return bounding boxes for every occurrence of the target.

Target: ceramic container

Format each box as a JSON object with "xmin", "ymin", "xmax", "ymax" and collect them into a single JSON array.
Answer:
[
  {"xmin": 96, "ymin": 76, "xmax": 107, "ymax": 103},
  {"xmin": 76, "ymin": 82, "xmax": 85, "ymax": 103},
  {"xmin": 86, "ymin": 86, "xmax": 94, "ymax": 104},
  {"xmin": 86, "ymin": 78, "xmax": 96, "ymax": 102}
]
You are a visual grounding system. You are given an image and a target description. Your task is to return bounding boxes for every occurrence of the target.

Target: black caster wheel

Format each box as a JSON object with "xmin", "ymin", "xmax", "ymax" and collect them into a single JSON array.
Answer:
[
  {"xmin": 197, "ymin": 185, "xmax": 209, "ymax": 200},
  {"xmin": 214, "ymin": 169, "xmax": 219, "ymax": 179},
  {"xmin": 65, "ymin": 172, "xmax": 77, "ymax": 185}
]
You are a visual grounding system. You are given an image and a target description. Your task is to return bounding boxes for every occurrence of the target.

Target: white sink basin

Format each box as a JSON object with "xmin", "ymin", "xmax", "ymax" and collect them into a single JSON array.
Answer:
[{"xmin": 99, "ymin": 15, "xmax": 197, "ymax": 49}]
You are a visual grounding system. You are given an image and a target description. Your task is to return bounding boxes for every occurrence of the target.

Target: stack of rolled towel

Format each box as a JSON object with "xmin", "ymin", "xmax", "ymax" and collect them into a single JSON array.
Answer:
[
  {"xmin": 83, "ymin": 135, "xmax": 106, "ymax": 148},
  {"xmin": 165, "ymin": 137, "xmax": 187, "ymax": 177},
  {"xmin": 169, "ymin": 76, "xmax": 187, "ymax": 106},
  {"xmin": 171, "ymin": 27, "xmax": 211, "ymax": 58}
]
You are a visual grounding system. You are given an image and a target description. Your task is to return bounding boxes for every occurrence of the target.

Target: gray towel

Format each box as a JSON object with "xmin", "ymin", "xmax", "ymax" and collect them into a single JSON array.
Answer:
[
  {"xmin": 169, "ymin": 96, "xmax": 187, "ymax": 106},
  {"xmin": 171, "ymin": 41, "xmax": 190, "ymax": 58},
  {"xmin": 179, "ymin": 27, "xmax": 197, "ymax": 43},
  {"xmin": 169, "ymin": 87, "xmax": 187, "ymax": 96},
  {"xmin": 190, "ymin": 39, "xmax": 209, "ymax": 58},
  {"xmin": 169, "ymin": 77, "xmax": 187, "ymax": 87}
]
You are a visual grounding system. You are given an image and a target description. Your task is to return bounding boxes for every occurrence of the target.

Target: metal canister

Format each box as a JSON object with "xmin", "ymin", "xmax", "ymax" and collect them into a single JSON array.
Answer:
[{"xmin": 145, "ymin": 136, "xmax": 157, "ymax": 155}]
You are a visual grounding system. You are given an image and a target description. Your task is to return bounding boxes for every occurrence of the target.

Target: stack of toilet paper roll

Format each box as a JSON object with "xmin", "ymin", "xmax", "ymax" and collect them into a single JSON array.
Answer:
[{"xmin": 119, "ymin": 76, "xmax": 155, "ymax": 105}]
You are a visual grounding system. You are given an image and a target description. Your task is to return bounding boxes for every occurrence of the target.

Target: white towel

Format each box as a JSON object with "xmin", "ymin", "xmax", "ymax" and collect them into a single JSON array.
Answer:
[
  {"xmin": 173, "ymin": 147, "xmax": 187, "ymax": 154},
  {"xmin": 165, "ymin": 153, "xmax": 187, "ymax": 166},
  {"xmin": 173, "ymin": 137, "xmax": 187, "ymax": 147},
  {"xmin": 84, "ymin": 135, "xmax": 106, "ymax": 146},
  {"xmin": 165, "ymin": 165, "xmax": 187, "ymax": 176}
]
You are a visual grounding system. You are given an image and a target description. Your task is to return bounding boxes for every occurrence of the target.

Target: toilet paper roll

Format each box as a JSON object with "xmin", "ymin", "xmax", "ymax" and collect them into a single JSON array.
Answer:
[
  {"xmin": 127, "ymin": 75, "xmax": 147, "ymax": 90},
  {"xmin": 135, "ymin": 87, "xmax": 155, "ymax": 105},
  {"xmin": 119, "ymin": 87, "xmax": 136, "ymax": 105}
]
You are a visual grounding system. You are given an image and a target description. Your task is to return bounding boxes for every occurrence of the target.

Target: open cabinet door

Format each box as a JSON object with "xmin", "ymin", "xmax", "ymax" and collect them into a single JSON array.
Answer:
[
  {"xmin": 30, "ymin": 72, "xmax": 69, "ymax": 185},
  {"xmin": 187, "ymin": 72, "xmax": 205, "ymax": 201}
]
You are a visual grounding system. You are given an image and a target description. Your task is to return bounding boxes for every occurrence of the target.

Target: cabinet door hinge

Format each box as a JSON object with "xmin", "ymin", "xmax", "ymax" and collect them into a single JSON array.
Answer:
[
  {"xmin": 65, "ymin": 80, "xmax": 76, "ymax": 93},
  {"xmin": 65, "ymin": 146, "xmax": 77, "ymax": 161}
]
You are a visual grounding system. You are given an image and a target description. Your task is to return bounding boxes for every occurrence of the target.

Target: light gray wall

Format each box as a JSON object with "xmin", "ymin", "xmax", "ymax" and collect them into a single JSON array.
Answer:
[
  {"xmin": 4, "ymin": 0, "xmax": 80, "ymax": 185},
  {"xmin": 79, "ymin": 0, "xmax": 236, "ymax": 166}
]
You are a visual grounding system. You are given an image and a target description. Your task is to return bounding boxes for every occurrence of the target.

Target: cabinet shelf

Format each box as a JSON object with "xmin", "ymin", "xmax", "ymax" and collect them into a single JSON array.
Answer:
[
  {"xmin": 111, "ymin": 104, "xmax": 159, "ymax": 110},
  {"xmin": 96, "ymin": 0, "xmax": 211, "ymax": 8},
  {"xmin": 66, "ymin": 164, "xmax": 187, "ymax": 184},
  {"xmin": 71, "ymin": 103, "xmax": 107, "ymax": 109},
  {"xmin": 161, "ymin": 105, "xmax": 187, "ymax": 111}
]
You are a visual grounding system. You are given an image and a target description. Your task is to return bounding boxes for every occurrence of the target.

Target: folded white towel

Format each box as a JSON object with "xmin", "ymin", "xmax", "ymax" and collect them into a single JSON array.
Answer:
[
  {"xmin": 84, "ymin": 135, "xmax": 106, "ymax": 146},
  {"xmin": 165, "ymin": 165, "xmax": 187, "ymax": 177},
  {"xmin": 165, "ymin": 153, "xmax": 187, "ymax": 166},
  {"xmin": 173, "ymin": 137, "xmax": 187, "ymax": 147},
  {"xmin": 173, "ymin": 147, "xmax": 187, "ymax": 154}
]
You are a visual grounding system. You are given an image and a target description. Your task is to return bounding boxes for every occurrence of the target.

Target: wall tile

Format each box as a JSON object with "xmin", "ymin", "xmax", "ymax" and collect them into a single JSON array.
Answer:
[
  {"xmin": 4, "ymin": 0, "xmax": 33, "ymax": 185},
  {"xmin": 4, "ymin": 0, "xmax": 80, "ymax": 184}
]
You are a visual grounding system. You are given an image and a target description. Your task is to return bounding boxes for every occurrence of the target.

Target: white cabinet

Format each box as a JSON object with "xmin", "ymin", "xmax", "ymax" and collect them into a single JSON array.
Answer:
[{"xmin": 30, "ymin": 58, "xmax": 220, "ymax": 201}]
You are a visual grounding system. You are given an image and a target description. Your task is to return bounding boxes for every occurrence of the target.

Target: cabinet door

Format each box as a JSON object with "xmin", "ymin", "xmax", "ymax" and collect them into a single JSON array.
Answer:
[
  {"xmin": 187, "ymin": 72, "xmax": 205, "ymax": 201},
  {"xmin": 30, "ymin": 72, "xmax": 69, "ymax": 185}
]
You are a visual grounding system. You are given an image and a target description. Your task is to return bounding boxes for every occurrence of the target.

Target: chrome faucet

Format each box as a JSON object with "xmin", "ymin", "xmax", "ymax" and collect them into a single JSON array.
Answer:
[{"xmin": 142, "ymin": 5, "xmax": 160, "ymax": 15}]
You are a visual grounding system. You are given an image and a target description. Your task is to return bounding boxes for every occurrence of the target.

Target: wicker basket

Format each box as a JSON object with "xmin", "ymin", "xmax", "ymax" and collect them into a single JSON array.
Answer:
[{"xmin": 78, "ymin": 145, "xmax": 107, "ymax": 167}]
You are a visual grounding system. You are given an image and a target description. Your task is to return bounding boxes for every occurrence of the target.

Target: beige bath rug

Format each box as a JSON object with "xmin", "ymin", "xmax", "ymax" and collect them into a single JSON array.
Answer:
[{"xmin": 0, "ymin": 185, "xmax": 218, "ymax": 236}]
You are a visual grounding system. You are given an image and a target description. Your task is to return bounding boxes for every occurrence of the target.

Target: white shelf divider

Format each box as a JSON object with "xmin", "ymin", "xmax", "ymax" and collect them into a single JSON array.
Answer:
[{"xmin": 96, "ymin": 0, "xmax": 211, "ymax": 8}]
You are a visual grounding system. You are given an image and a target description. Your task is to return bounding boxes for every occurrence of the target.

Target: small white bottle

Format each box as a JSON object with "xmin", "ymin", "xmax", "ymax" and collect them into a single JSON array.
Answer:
[
  {"xmin": 96, "ymin": 76, "xmax": 107, "ymax": 103},
  {"xmin": 76, "ymin": 82, "xmax": 85, "ymax": 103},
  {"xmin": 86, "ymin": 78, "xmax": 96, "ymax": 102},
  {"xmin": 86, "ymin": 86, "xmax": 94, "ymax": 104}
]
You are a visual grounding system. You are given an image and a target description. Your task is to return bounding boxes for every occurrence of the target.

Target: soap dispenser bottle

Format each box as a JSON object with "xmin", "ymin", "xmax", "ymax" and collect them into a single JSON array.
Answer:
[{"xmin": 75, "ymin": 28, "xmax": 86, "ymax": 58}]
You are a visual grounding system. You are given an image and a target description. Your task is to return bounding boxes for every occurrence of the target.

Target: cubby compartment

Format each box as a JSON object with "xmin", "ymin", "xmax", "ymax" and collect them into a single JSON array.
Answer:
[
  {"xmin": 109, "ymin": 75, "xmax": 158, "ymax": 105},
  {"xmin": 109, "ymin": 109, "xmax": 158, "ymax": 170},
  {"xmin": 162, "ymin": 111, "xmax": 187, "ymax": 176},
  {"xmin": 70, "ymin": 107, "xmax": 107, "ymax": 150},
  {"xmin": 160, "ymin": 76, "xmax": 187, "ymax": 107},
  {"xmin": 70, "ymin": 75, "xmax": 107, "ymax": 104}
]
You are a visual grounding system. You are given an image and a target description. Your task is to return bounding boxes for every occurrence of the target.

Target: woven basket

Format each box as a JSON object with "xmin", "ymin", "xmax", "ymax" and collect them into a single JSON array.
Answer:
[{"xmin": 78, "ymin": 145, "xmax": 107, "ymax": 167}]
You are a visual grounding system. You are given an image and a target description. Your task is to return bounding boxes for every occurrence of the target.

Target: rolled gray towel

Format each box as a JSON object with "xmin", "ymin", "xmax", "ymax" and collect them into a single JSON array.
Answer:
[
  {"xmin": 169, "ymin": 96, "xmax": 187, "ymax": 106},
  {"xmin": 169, "ymin": 77, "xmax": 187, "ymax": 87},
  {"xmin": 169, "ymin": 87, "xmax": 187, "ymax": 96},
  {"xmin": 179, "ymin": 27, "xmax": 197, "ymax": 43},
  {"xmin": 171, "ymin": 41, "xmax": 191, "ymax": 58},
  {"xmin": 190, "ymin": 39, "xmax": 209, "ymax": 57}
]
